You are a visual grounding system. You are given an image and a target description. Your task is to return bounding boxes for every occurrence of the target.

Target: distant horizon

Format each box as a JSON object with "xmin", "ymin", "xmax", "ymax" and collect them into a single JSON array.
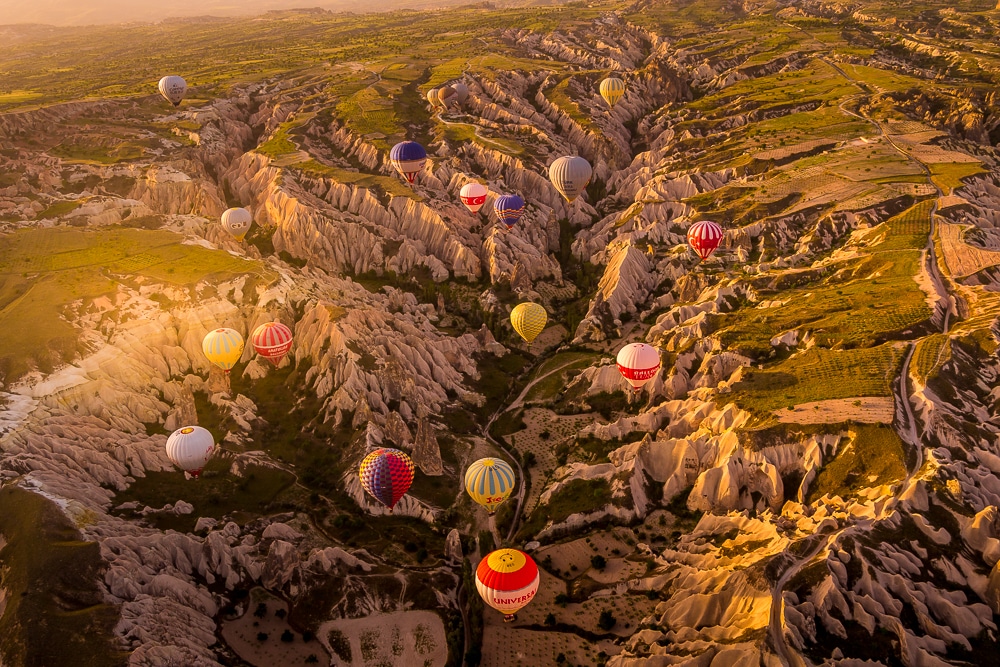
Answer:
[{"xmin": 0, "ymin": 0, "xmax": 531, "ymax": 27}]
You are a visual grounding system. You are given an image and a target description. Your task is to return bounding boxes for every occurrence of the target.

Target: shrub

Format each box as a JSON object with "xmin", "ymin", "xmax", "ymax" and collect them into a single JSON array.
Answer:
[{"xmin": 598, "ymin": 610, "xmax": 616, "ymax": 631}]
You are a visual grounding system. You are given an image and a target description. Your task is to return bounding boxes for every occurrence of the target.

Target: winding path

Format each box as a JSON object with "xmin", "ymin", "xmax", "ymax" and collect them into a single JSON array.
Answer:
[{"xmin": 766, "ymin": 57, "xmax": 955, "ymax": 665}]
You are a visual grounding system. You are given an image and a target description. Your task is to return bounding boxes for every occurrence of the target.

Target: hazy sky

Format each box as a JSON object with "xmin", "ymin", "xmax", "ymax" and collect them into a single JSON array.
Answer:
[{"xmin": 0, "ymin": 0, "xmax": 486, "ymax": 26}]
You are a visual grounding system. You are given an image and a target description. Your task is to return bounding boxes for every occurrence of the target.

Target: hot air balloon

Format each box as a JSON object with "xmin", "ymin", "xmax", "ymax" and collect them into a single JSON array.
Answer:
[
  {"xmin": 359, "ymin": 448, "xmax": 415, "ymax": 512},
  {"xmin": 599, "ymin": 77, "xmax": 625, "ymax": 108},
  {"xmin": 453, "ymin": 82, "xmax": 470, "ymax": 105},
  {"xmin": 494, "ymin": 194, "xmax": 525, "ymax": 230},
  {"xmin": 221, "ymin": 207, "xmax": 252, "ymax": 242},
  {"xmin": 687, "ymin": 220, "xmax": 724, "ymax": 260},
  {"xmin": 390, "ymin": 141, "xmax": 428, "ymax": 184},
  {"xmin": 427, "ymin": 88, "xmax": 441, "ymax": 108},
  {"xmin": 158, "ymin": 76, "xmax": 187, "ymax": 107},
  {"xmin": 510, "ymin": 302, "xmax": 547, "ymax": 344},
  {"xmin": 465, "ymin": 458, "xmax": 516, "ymax": 515},
  {"xmin": 548, "ymin": 156, "xmax": 593, "ymax": 203},
  {"xmin": 476, "ymin": 549, "xmax": 540, "ymax": 622},
  {"xmin": 438, "ymin": 85, "xmax": 459, "ymax": 109},
  {"xmin": 460, "ymin": 182, "xmax": 488, "ymax": 213},
  {"xmin": 202, "ymin": 328, "xmax": 244, "ymax": 374},
  {"xmin": 251, "ymin": 322, "xmax": 293, "ymax": 366},
  {"xmin": 165, "ymin": 425, "xmax": 216, "ymax": 477},
  {"xmin": 616, "ymin": 342, "xmax": 661, "ymax": 392}
]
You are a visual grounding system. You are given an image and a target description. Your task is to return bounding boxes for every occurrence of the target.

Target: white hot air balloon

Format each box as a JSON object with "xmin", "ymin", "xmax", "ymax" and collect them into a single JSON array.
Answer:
[
  {"xmin": 158, "ymin": 76, "xmax": 187, "ymax": 107},
  {"xmin": 549, "ymin": 155, "xmax": 593, "ymax": 203},
  {"xmin": 165, "ymin": 426, "xmax": 216, "ymax": 477},
  {"xmin": 453, "ymin": 82, "xmax": 470, "ymax": 105},
  {"xmin": 460, "ymin": 182, "xmax": 488, "ymax": 213},
  {"xmin": 616, "ymin": 343, "xmax": 661, "ymax": 392},
  {"xmin": 221, "ymin": 207, "xmax": 253, "ymax": 242}
]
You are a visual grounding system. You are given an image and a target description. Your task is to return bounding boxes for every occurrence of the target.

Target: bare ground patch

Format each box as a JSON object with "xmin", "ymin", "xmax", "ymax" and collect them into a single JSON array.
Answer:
[{"xmin": 774, "ymin": 397, "xmax": 894, "ymax": 424}]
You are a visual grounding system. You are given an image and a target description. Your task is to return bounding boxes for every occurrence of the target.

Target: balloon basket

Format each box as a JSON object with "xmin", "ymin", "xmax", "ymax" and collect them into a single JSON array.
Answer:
[{"xmin": 503, "ymin": 614, "xmax": 517, "ymax": 623}]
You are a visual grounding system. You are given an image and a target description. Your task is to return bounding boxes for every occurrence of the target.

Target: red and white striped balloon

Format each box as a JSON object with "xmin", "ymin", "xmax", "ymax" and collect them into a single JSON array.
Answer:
[
  {"xmin": 616, "ymin": 343, "xmax": 661, "ymax": 391},
  {"xmin": 251, "ymin": 322, "xmax": 293, "ymax": 366},
  {"xmin": 687, "ymin": 220, "xmax": 724, "ymax": 260}
]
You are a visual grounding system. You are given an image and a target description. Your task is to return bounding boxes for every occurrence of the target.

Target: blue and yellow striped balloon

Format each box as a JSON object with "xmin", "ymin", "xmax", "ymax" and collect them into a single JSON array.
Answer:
[
  {"xmin": 465, "ymin": 457, "xmax": 516, "ymax": 515},
  {"xmin": 202, "ymin": 327, "xmax": 245, "ymax": 373}
]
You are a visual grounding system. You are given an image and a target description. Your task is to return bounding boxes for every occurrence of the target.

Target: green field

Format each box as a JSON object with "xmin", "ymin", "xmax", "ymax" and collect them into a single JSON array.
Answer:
[
  {"xmin": 718, "ymin": 252, "xmax": 931, "ymax": 358},
  {"xmin": 0, "ymin": 487, "xmax": 126, "ymax": 667},
  {"xmin": 808, "ymin": 425, "xmax": 907, "ymax": 501},
  {"xmin": 0, "ymin": 227, "xmax": 266, "ymax": 384},
  {"xmin": 725, "ymin": 343, "xmax": 904, "ymax": 418}
]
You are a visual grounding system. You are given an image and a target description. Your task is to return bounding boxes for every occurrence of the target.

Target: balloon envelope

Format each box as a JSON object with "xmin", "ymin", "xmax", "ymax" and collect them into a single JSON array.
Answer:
[
  {"xmin": 359, "ymin": 448, "xmax": 415, "ymax": 511},
  {"xmin": 453, "ymin": 82, "xmax": 469, "ymax": 105},
  {"xmin": 599, "ymin": 77, "xmax": 625, "ymax": 107},
  {"xmin": 687, "ymin": 220, "xmax": 724, "ymax": 260},
  {"xmin": 426, "ymin": 88, "xmax": 441, "ymax": 107},
  {"xmin": 221, "ymin": 207, "xmax": 252, "ymax": 241},
  {"xmin": 548, "ymin": 156, "xmax": 593, "ymax": 203},
  {"xmin": 158, "ymin": 76, "xmax": 187, "ymax": 106},
  {"xmin": 510, "ymin": 302, "xmax": 547, "ymax": 343},
  {"xmin": 203, "ymin": 328, "xmax": 244, "ymax": 373},
  {"xmin": 476, "ymin": 549, "xmax": 540, "ymax": 621},
  {"xmin": 616, "ymin": 342, "xmax": 661, "ymax": 391},
  {"xmin": 251, "ymin": 322, "xmax": 293, "ymax": 366},
  {"xmin": 438, "ymin": 85, "xmax": 459, "ymax": 108},
  {"xmin": 165, "ymin": 425, "xmax": 216, "ymax": 477},
  {"xmin": 390, "ymin": 141, "xmax": 428, "ymax": 184},
  {"xmin": 465, "ymin": 458, "xmax": 516, "ymax": 514},
  {"xmin": 460, "ymin": 182, "xmax": 488, "ymax": 213},
  {"xmin": 494, "ymin": 194, "xmax": 525, "ymax": 229}
]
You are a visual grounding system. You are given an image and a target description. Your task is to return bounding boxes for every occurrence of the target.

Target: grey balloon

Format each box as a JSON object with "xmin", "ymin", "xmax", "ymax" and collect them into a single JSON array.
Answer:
[
  {"xmin": 548, "ymin": 155, "xmax": 593, "ymax": 202},
  {"xmin": 453, "ymin": 82, "xmax": 470, "ymax": 105}
]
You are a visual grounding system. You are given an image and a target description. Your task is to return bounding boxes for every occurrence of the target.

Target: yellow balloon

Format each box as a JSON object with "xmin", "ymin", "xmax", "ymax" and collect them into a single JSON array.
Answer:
[
  {"xmin": 510, "ymin": 302, "xmax": 547, "ymax": 343},
  {"xmin": 202, "ymin": 328, "xmax": 244, "ymax": 373},
  {"xmin": 599, "ymin": 77, "xmax": 625, "ymax": 108},
  {"xmin": 465, "ymin": 458, "xmax": 516, "ymax": 514}
]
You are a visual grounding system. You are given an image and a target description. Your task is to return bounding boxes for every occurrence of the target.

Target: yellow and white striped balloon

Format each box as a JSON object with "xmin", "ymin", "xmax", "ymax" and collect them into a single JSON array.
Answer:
[
  {"xmin": 510, "ymin": 302, "xmax": 547, "ymax": 344},
  {"xmin": 465, "ymin": 457, "xmax": 516, "ymax": 514},
  {"xmin": 202, "ymin": 328, "xmax": 244, "ymax": 373},
  {"xmin": 599, "ymin": 77, "xmax": 626, "ymax": 108}
]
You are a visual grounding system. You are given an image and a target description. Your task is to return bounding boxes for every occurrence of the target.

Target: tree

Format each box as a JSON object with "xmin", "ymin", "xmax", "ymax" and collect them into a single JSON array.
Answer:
[
  {"xmin": 281, "ymin": 629, "xmax": 295, "ymax": 643},
  {"xmin": 591, "ymin": 554, "xmax": 607, "ymax": 570},
  {"xmin": 305, "ymin": 656, "xmax": 319, "ymax": 664},
  {"xmin": 544, "ymin": 613, "xmax": 556, "ymax": 626},
  {"xmin": 275, "ymin": 608, "xmax": 287, "ymax": 619},
  {"xmin": 254, "ymin": 602, "xmax": 268, "ymax": 618},
  {"xmin": 256, "ymin": 632, "xmax": 268, "ymax": 642},
  {"xmin": 598, "ymin": 610, "xmax": 616, "ymax": 631}
]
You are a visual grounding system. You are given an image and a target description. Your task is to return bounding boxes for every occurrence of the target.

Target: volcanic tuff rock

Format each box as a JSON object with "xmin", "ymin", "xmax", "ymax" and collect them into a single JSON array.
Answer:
[{"xmin": 6, "ymin": 3, "xmax": 1000, "ymax": 666}]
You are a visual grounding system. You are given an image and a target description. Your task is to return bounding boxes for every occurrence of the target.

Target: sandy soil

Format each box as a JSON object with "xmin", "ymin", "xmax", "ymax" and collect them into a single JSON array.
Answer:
[
  {"xmin": 937, "ymin": 194, "xmax": 969, "ymax": 211},
  {"xmin": 939, "ymin": 222, "xmax": 1000, "ymax": 278},
  {"xmin": 774, "ymin": 397, "xmax": 894, "ymax": 424},
  {"xmin": 317, "ymin": 610, "xmax": 447, "ymax": 667},
  {"xmin": 535, "ymin": 530, "xmax": 637, "ymax": 583},
  {"xmin": 481, "ymin": 567, "xmax": 628, "ymax": 667},
  {"xmin": 508, "ymin": 408, "xmax": 598, "ymax": 514},
  {"xmin": 481, "ymin": 625, "xmax": 620, "ymax": 667},
  {"xmin": 220, "ymin": 589, "xmax": 331, "ymax": 666}
]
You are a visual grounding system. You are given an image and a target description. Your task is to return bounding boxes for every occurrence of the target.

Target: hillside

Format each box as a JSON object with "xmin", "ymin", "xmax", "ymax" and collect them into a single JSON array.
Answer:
[{"xmin": 3, "ymin": 0, "xmax": 1000, "ymax": 665}]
